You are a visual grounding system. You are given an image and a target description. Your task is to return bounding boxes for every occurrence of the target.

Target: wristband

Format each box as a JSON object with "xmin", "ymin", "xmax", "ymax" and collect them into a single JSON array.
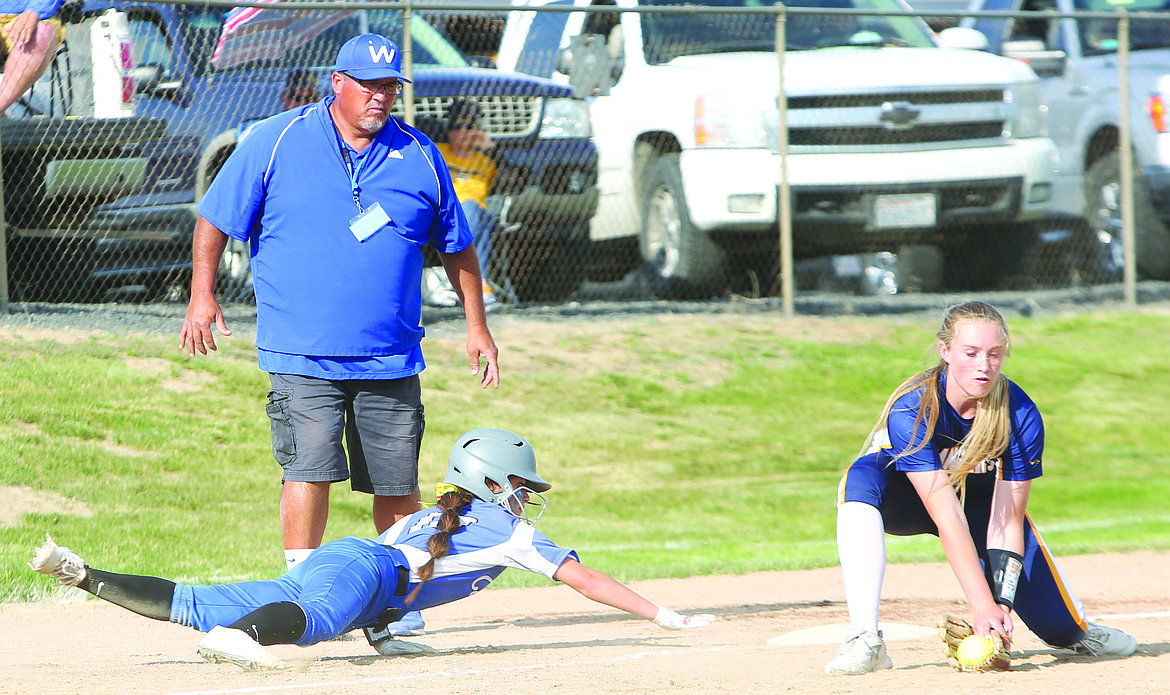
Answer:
[{"xmin": 986, "ymin": 549, "xmax": 1024, "ymax": 610}]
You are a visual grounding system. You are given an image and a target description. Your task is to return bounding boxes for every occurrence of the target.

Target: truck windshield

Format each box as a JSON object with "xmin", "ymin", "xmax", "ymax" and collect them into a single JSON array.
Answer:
[
  {"xmin": 1075, "ymin": 0, "xmax": 1170, "ymax": 54},
  {"xmin": 182, "ymin": 8, "xmax": 472, "ymax": 74},
  {"xmin": 640, "ymin": 0, "xmax": 937, "ymax": 64}
]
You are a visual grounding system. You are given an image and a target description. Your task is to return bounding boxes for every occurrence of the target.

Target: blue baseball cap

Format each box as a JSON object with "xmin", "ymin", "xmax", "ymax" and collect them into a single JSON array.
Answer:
[{"xmin": 334, "ymin": 34, "xmax": 412, "ymax": 83}]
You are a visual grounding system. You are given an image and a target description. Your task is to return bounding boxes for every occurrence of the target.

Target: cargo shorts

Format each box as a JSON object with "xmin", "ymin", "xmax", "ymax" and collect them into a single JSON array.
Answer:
[{"xmin": 266, "ymin": 373, "xmax": 424, "ymax": 496}]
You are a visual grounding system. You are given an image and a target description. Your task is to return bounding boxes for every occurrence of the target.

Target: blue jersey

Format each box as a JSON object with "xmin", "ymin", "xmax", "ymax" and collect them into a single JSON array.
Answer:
[
  {"xmin": 197, "ymin": 98, "xmax": 471, "ymax": 359},
  {"xmin": 377, "ymin": 499, "xmax": 579, "ymax": 610},
  {"xmin": 875, "ymin": 371, "xmax": 1043, "ymax": 497},
  {"xmin": 1, "ymin": 0, "xmax": 62, "ymax": 18}
]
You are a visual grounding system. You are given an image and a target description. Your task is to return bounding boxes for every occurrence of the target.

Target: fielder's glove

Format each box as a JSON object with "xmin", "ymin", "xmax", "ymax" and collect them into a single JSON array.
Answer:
[
  {"xmin": 653, "ymin": 606, "xmax": 716, "ymax": 630},
  {"xmin": 938, "ymin": 613, "xmax": 1011, "ymax": 672}
]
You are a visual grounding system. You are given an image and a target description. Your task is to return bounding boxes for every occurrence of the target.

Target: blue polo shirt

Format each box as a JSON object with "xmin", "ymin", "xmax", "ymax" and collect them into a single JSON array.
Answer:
[{"xmin": 198, "ymin": 98, "xmax": 471, "ymax": 375}]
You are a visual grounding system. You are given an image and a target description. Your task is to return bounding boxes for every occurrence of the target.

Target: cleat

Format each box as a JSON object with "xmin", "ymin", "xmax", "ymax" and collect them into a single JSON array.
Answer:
[
  {"xmin": 1072, "ymin": 623, "xmax": 1138, "ymax": 658},
  {"xmin": 197, "ymin": 626, "xmax": 288, "ymax": 671},
  {"xmin": 29, "ymin": 534, "xmax": 88, "ymax": 587},
  {"xmin": 384, "ymin": 610, "xmax": 425, "ymax": 636},
  {"xmin": 825, "ymin": 628, "xmax": 893, "ymax": 676}
]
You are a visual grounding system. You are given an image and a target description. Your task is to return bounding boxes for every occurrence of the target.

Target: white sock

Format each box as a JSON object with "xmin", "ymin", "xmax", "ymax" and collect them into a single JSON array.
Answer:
[
  {"xmin": 836, "ymin": 502, "xmax": 886, "ymax": 635},
  {"xmin": 284, "ymin": 548, "xmax": 314, "ymax": 571}
]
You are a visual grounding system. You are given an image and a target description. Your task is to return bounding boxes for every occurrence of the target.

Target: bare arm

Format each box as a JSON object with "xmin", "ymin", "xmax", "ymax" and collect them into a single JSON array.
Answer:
[
  {"xmin": 986, "ymin": 479, "xmax": 1030, "ymax": 553},
  {"xmin": 436, "ymin": 245, "xmax": 499, "ymax": 388},
  {"xmin": 554, "ymin": 558, "xmax": 659, "ymax": 620},
  {"xmin": 179, "ymin": 216, "xmax": 232, "ymax": 356},
  {"xmin": 907, "ymin": 469, "xmax": 1014, "ymax": 638}
]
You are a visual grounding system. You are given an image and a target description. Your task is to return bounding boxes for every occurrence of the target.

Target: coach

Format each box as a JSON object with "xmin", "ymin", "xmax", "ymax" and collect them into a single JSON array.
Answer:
[{"xmin": 180, "ymin": 34, "xmax": 499, "ymax": 575}]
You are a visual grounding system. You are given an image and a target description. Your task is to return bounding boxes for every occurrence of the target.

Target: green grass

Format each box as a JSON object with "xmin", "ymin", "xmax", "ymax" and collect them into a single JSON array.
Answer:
[{"xmin": 3, "ymin": 309, "xmax": 1168, "ymax": 600}]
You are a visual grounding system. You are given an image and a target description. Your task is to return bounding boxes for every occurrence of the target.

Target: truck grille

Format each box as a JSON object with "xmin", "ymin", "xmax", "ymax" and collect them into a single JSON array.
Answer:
[
  {"xmin": 394, "ymin": 96, "xmax": 542, "ymax": 138},
  {"xmin": 784, "ymin": 88, "xmax": 1013, "ymax": 150}
]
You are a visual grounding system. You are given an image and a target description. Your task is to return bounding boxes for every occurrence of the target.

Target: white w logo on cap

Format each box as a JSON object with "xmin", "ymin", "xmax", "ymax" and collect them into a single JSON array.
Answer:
[{"xmin": 368, "ymin": 44, "xmax": 396, "ymax": 64}]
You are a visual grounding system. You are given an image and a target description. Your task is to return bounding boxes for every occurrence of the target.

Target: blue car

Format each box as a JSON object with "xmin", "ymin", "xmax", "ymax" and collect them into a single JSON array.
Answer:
[{"xmin": 83, "ymin": 1, "xmax": 599, "ymax": 302}]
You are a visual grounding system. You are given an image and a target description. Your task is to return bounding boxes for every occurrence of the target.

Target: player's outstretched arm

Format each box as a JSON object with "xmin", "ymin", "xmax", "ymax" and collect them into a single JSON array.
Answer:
[{"xmin": 553, "ymin": 558, "xmax": 714, "ymax": 629}]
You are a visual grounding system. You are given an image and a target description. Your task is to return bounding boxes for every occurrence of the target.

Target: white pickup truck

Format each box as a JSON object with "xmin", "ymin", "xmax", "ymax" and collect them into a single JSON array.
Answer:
[
  {"xmin": 498, "ymin": 0, "xmax": 1060, "ymax": 296},
  {"xmin": 962, "ymin": 0, "xmax": 1170, "ymax": 281}
]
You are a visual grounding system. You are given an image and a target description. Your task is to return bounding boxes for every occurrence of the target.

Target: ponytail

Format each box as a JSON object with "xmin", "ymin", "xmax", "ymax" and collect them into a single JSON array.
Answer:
[{"xmin": 404, "ymin": 488, "xmax": 474, "ymax": 605}]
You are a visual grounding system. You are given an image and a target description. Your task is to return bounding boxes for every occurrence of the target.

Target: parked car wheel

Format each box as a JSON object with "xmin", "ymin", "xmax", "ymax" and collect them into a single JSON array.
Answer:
[
  {"xmin": 492, "ymin": 222, "xmax": 590, "ymax": 303},
  {"xmin": 216, "ymin": 238, "xmax": 254, "ymax": 304},
  {"xmin": 638, "ymin": 154, "xmax": 726, "ymax": 299},
  {"xmin": 1084, "ymin": 151, "xmax": 1170, "ymax": 280}
]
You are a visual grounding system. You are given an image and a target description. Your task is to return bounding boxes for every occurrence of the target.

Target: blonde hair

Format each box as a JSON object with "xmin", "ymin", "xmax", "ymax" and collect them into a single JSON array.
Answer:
[{"xmin": 859, "ymin": 301, "xmax": 1013, "ymax": 498}]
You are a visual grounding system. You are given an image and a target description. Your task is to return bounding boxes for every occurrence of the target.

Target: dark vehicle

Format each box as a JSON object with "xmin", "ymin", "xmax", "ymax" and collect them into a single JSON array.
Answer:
[
  {"xmin": 82, "ymin": 1, "xmax": 599, "ymax": 303},
  {"xmin": 2, "ymin": 7, "xmax": 174, "ymax": 303}
]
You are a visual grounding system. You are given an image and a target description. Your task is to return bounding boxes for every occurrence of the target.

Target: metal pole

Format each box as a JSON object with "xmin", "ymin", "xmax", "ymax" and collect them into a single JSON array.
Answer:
[
  {"xmin": 1118, "ymin": 11, "xmax": 1136, "ymax": 305},
  {"xmin": 403, "ymin": 0, "xmax": 415, "ymax": 126},
  {"xmin": 776, "ymin": 8, "xmax": 793, "ymax": 317}
]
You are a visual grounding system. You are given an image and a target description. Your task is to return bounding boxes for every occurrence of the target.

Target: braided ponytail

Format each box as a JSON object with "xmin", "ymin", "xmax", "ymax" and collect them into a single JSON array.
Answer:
[{"xmin": 405, "ymin": 488, "xmax": 474, "ymax": 605}]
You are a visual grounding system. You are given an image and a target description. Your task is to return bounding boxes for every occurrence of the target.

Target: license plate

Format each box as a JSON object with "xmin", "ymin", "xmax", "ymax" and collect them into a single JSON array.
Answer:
[{"xmin": 871, "ymin": 193, "xmax": 937, "ymax": 230}]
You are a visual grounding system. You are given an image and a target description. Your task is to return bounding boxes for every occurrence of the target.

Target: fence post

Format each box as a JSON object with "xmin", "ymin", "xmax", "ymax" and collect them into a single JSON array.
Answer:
[
  {"xmin": 775, "ymin": 7, "xmax": 793, "ymax": 317},
  {"xmin": 0, "ymin": 121, "xmax": 8, "ymax": 315},
  {"xmin": 403, "ymin": 0, "xmax": 416, "ymax": 127},
  {"xmin": 1118, "ymin": 11, "xmax": 1136, "ymax": 305}
]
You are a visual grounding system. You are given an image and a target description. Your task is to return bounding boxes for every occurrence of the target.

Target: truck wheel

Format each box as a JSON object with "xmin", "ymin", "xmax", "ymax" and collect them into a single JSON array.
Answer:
[
  {"xmin": 493, "ymin": 223, "xmax": 590, "ymax": 303},
  {"xmin": 196, "ymin": 130, "xmax": 238, "ymax": 201},
  {"xmin": 1085, "ymin": 151, "xmax": 1170, "ymax": 280},
  {"xmin": 638, "ymin": 154, "xmax": 726, "ymax": 298},
  {"xmin": 216, "ymin": 238, "xmax": 254, "ymax": 304},
  {"xmin": 197, "ymin": 130, "xmax": 255, "ymax": 302}
]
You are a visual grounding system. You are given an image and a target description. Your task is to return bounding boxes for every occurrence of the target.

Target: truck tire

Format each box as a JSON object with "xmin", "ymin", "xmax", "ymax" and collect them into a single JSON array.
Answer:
[
  {"xmin": 493, "ymin": 222, "xmax": 590, "ymax": 303},
  {"xmin": 197, "ymin": 129, "xmax": 255, "ymax": 302},
  {"xmin": 638, "ymin": 154, "xmax": 726, "ymax": 298},
  {"xmin": 1085, "ymin": 151, "xmax": 1170, "ymax": 280}
]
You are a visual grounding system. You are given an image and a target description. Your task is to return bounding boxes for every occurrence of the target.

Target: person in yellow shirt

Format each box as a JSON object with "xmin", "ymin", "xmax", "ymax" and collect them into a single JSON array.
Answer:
[{"xmin": 438, "ymin": 99, "xmax": 500, "ymax": 304}]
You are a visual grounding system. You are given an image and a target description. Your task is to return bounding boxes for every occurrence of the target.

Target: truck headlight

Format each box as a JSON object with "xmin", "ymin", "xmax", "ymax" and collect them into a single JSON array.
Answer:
[
  {"xmin": 1010, "ymin": 81, "xmax": 1046, "ymax": 139},
  {"xmin": 694, "ymin": 92, "xmax": 774, "ymax": 149},
  {"xmin": 540, "ymin": 97, "xmax": 592, "ymax": 139}
]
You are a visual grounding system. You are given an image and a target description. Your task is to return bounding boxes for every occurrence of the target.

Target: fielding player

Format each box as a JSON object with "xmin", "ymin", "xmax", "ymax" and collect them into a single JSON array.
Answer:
[
  {"xmin": 30, "ymin": 429, "xmax": 714, "ymax": 671},
  {"xmin": 827, "ymin": 301, "xmax": 1138, "ymax": 675}
]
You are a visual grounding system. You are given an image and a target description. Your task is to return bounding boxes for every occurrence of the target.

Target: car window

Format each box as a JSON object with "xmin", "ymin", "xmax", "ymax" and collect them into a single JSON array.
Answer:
[
  {"xmin": 201, "ymin": 10, "xmax": 470, "ymax": 72},
  {"xmin": 179, "ymin": 8, "xmax": 227, "ymax": 77},
  {"xmin": 125, "ymin": 15, "xmax": 172, "ymax": 74},
  {"xmin": 1074, "ymin": 0, "xmax": 1170, "ymax": 53},
  {"xmin": 516, "ymin": 0, "xmax": 575, "ymax": 77},
  {"xmin": 640, "ymin": 0, "xmax": 937, "ymax": 65}
]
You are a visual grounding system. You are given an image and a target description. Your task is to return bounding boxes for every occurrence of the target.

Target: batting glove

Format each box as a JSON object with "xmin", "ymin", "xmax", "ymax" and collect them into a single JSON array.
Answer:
[{"xmin": 653, "ymin": 606, "xmax": 716, "ymax": 630}]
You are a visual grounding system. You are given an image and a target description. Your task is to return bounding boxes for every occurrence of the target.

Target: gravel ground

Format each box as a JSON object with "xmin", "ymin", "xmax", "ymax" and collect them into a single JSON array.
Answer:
[{"xmin": 3, "ymin": 280, "xmax": 1170, "ymax": 337}]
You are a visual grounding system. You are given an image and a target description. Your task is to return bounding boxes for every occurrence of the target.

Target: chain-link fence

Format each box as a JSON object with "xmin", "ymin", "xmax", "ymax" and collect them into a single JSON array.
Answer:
[{"xmin": 1, "ymin": 0, "xmax": 1167, "ymax": 310}]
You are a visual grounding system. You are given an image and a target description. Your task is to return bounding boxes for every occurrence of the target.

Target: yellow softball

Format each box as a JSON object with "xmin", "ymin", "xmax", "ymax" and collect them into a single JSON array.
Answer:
[{"xmin": 956, "ymin": 634, "xmax": 995, "ymax": 667}]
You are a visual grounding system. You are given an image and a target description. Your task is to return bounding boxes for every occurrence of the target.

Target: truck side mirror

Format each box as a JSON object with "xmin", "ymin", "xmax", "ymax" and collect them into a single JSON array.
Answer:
[
  {"xmin": 937, "ymin": 27, "xmax": 990, "ymax": 51},
  {"xmin": 133, "ymin": 64, "xmax": 162, "ymax": 93},
  {"xmin": 133, "ymin": 63, "xmax": 184, "ymax": 101},
  {"xmin": 1002, "ymin": 39, "xmax": 1066, "ymax": 77},
  {"xmin": 555, "ymin": 47, "xmax": 573, "ymax": 76}
]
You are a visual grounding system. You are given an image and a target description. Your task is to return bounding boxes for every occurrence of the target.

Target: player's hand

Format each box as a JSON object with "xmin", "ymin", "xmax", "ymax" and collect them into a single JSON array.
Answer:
[
  {"xmin": 180, "ymin": 293, "xmax": 231, "ymax": 357},
  {"xmin": 8, "ymin": 10, "xmax": 39, "ymax": 47},
  {"xmin": 971, "ymin": 603, "xmax": 1014, "ymax": 643},
  {"xmin": 653, "ymin": 606, "xmax": 716, "ymax": 630},
  {"xmin": 938, "ymin": 614, "xmax": 1011, "ymax": 671}
]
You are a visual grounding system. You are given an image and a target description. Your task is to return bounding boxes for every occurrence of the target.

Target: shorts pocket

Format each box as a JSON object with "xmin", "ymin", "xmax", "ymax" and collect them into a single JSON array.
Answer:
[{"xmin": 265, "ymin": 389, "xmax": 296, "ymax": 467}]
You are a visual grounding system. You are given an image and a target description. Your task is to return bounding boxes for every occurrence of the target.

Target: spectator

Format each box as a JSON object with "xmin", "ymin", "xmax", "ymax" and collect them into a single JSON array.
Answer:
[
  {"xmin": 437, "ymin": 98, "xmax": 501, "ymax": 305},
  {"xmin": 281, "ymin": 67, "xmax": 320, "ymax": 110},
  {"xmin": 0, "ymin": 0, "xmax": 64, "ymax": 116}
]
